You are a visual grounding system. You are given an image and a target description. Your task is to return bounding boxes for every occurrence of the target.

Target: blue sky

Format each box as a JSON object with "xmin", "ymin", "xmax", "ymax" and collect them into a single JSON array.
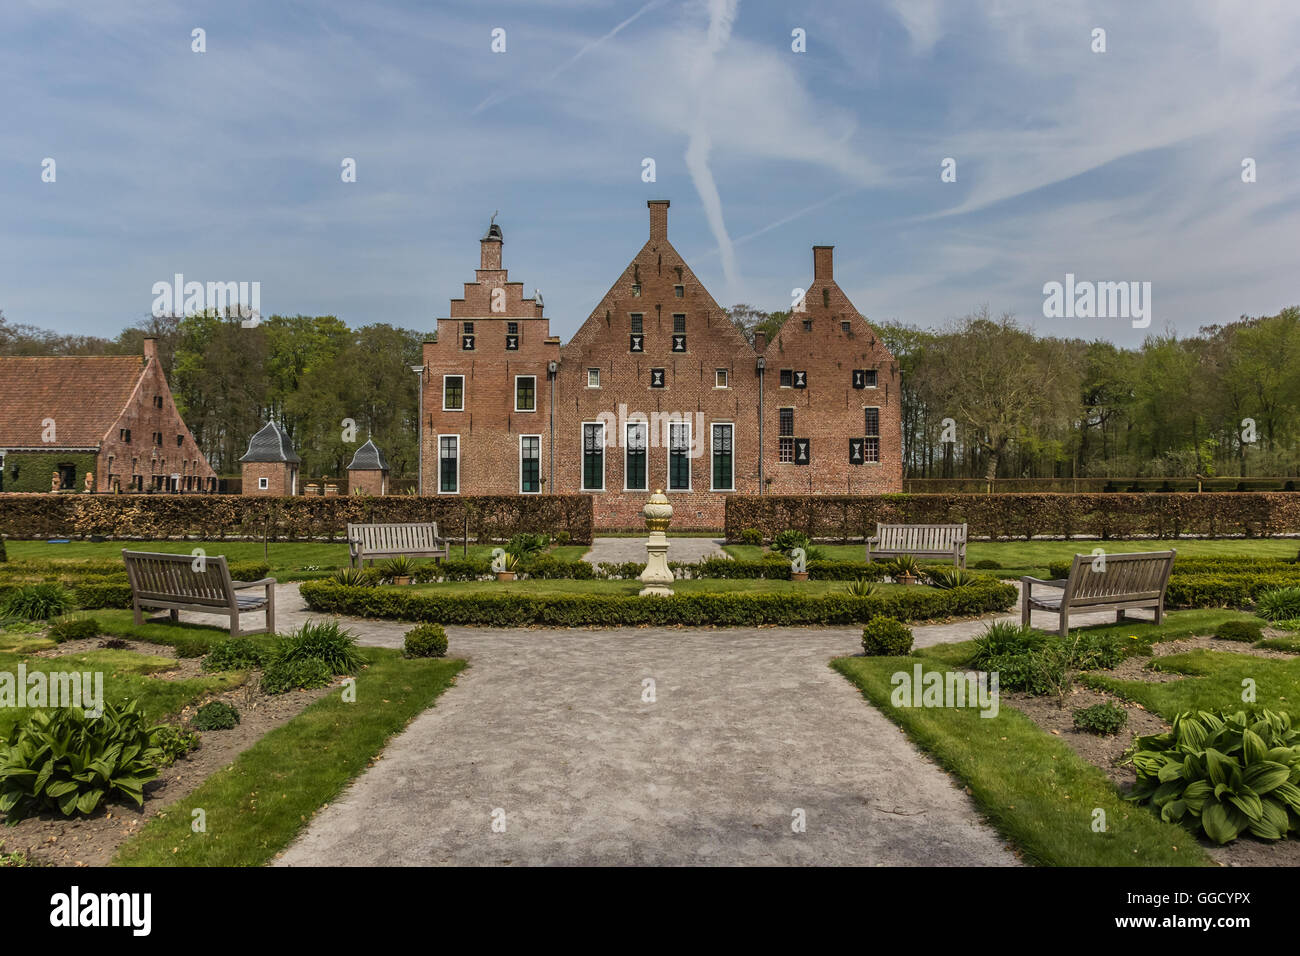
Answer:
[{"xmin": 2, "ymin": 0, "xmax": 1297, "ymax": 346}]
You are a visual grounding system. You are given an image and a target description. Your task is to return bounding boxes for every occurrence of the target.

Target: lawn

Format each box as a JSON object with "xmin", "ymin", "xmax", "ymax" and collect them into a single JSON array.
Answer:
[
  {"xmin": 4, "ymin": 539, "xmax": 589, "ymax": 579},
  {"xmin": 725, "ymin": 538, "xmax": 1300, "ymax": 577},
  {"xmin": 1084, "ymin": 648, "xmax": 1300, "ymax": 717}
]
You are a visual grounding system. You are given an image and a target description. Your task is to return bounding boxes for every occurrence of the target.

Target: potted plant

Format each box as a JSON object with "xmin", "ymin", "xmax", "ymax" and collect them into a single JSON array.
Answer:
[
  {"xmin": 889, "ymin": 554, "xmax": 921, "ymax": 585},
  {"xmin": 495, "ymin": 551, "xmax": 519, "ymax": 582},
  {"xmin": 381, "ymin": 555, "xmax": 416, "ymax": 586}
]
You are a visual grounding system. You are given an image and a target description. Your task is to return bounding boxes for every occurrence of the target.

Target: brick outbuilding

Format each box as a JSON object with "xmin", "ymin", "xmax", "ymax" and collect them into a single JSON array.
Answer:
[
  {"xmin": 239, "ymin": 421, "xmax": 300, "ymax": 496},
  {"xmin": 347, "ymin": 438, "xmax": 389, "ymax": 495}
]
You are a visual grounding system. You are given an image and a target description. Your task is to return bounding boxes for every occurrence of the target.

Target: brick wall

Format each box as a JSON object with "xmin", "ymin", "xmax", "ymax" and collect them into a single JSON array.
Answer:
[
  {"xmin": 421, "ymin": 229, "xmax": 561, "ymax": 500},
  {"xmin": 347, "ymin": 468, "xmax": 387, "ymax": 496},
  {"xmin": 98, "ymin": 338, "xmax": 218, "ymax": 493}
]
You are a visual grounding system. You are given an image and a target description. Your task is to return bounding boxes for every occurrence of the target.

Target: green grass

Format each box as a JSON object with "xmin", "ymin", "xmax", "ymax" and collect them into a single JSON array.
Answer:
[
  {"xmin": 727, "ymin": 538, "xmax": 1299, "ymax": 578},
  {"xmin": 832, "ymin": 655, "xmax": 1207, "ymax": 866},
  {"xmin": 1084, "ymin": 649, "xmax": 1300, "ymax": 718},
  {"xmin": 89, "ymin": 609, "xmax": 244, "ymax": 657},
  {"xmin": 3, "ymin": 540, "xmax": 589, "ymax": 580},
  {"xmin": 0, "ymin": 622, "xmax": 243, "ymax": 737},
  {"xmin": 113, "ymin": 649, "xmax": 465, "ymax": 866},
  {"xmin": 404, "ymin": 577, "xmax": 916, "ymax": 597},
  {"xmin": 1257, "ymin": 635, "xmax": 1300, "ymax": 653}
]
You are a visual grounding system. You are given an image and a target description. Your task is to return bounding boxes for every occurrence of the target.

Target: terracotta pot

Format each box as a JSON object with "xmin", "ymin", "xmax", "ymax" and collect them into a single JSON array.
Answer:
[
  {"xmin": 496, "ymin": 571, "xmax": 516, "ymax": 582},
  {"xmin": 392, "ymin": 575, "xmax": 412, "ymax": 586},
  {"xmin": 899, "ymin": 573, "xmax": 916, "ymax": 586},
  {"xmin": 791, "ymin": 571, "xmax": 809, "ymax": 582}
]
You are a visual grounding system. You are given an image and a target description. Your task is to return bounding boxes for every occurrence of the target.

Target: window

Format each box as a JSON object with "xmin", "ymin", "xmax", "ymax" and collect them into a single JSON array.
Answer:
[
  {"xmin": 674, "ymin": 285, "xmax": 684, "ymax": 297},
  {"xmin": 507, "ymin": 321, "xmax": 518, "ymax": 335},
  {"xmin": 176, "ymin": 434, "xmax": 184, "ymax": 446},
  {"xmin": 258, "ymin": 477, "xmax": 269, "ymax": 490},
  {"xmin": 792, "ymin": 370, "xmax": 807, "ymax": 389},
  {"xmin": 864, "ymin": 369, "xmax": 877, "ymax": 388},
  {"xmin": 506, "ymin": 321, "xmax": 519, "ymax": 351},
  {"xmin": 715, "ymin": 368, "xmax": 728, "ymax": 388},
  {"xmin": 625, "ymin": 421, "xmax": 647, "ymax": 491},
  {"xmin": 711, "ymin": 423, "xmax": 734, "ymax": 491},
  {"xmin": 671, "ymin": 314, "xmax": 686, "ymax": 352},
  {"xmin": 443, "ymin": 375, "xmax": 464, "ymax": 411},
  {"xmin": 649, "ymin": 367, "xmax": 666, "ymax": 388},
  {"xmin": 439, "ymin": 435, "xmax": 459, "ymax": 493},
  {"xmin": 520, "ymin": 435, "xmax": 541, "ymax": 493},
  {"xmin": 515, "ymin": 375, "xmax": 536, "ymax": 412},
  {"xmin": 673, "ymin": 314, "xmax": 686, "ymax": 333},
  {"xmin": 669, "ymin": 421, "xmax": 691, "ymax": 490},
  {"xmin": 582, "ymin": 423, "xmax": 605, "ymax": 491},
  {"xmin": 864, "ymin": 407, "xmax": 880, "ymax": 463},
  {"xmin": 802, "ymin": 319, "xmax": 813, "ymax": 332},
  {"xmin": 852, "ymin": 368, "xmax": 878, "ymax": 389},
  {"xmin": 779, "ymin": 408, "xmax": 794, "ymax": 463},
  {"xmin": 779, "ymin": 369, "xmax": 793, "ymax": 388},
  {"xmin": 461, "ymin": 322, "xmax": 475, "ymax": 350},
  {"xmin": 630, "ymin": 313, "xmax": 643, "ymax": 334},
  {"xmin": 153, "ymin": 395, "xmax": 163, "ymax": 409},
  {"xmin": 120, "ymin": 428, "xmax": 131, "ymax": 443},
  {"xmin": 631, "ymin": 284, "xmax": 641, "ymax": 297},
  {"xmin": 153, "ymin": 432, "xmax": 163, "ymax": 446},
  {"xmin": 587, "ymin": 368, "xmax": 601, "ymax": 388},
  {"xmin": 841, "ymin": 320, "xmax": 851, "ymax": 333},
  {"xmin": 463, "ymin": 321, "xmax": 475, "ymax": 333}
]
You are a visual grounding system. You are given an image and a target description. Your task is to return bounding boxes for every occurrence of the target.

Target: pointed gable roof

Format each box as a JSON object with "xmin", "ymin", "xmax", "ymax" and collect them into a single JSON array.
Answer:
[
  {"xmin": 0, "ymin": 355, "xmax": 147, "ymax": 448},
  {"xmin": 346, "ymin": 438, "xmax": 389, "ymax": 472},
  {"xmin": 239, "ymin": 421, "xmax": 300, "ymax": 464}
]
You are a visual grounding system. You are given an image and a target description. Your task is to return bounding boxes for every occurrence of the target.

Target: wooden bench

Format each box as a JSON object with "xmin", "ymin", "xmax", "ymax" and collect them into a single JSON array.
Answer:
[
  {"xmin": 347, "ymin": 522, "xmax": 448, "ymax": 569},
  {"xmin": 1021, "ymin": 550, "xmax": 1176, "ymax": 638},
  {"xmin": 866, "ymin": 523, "xmax": 967, "ymax": 568},
  {"xmin": 122, "ymin": 550, "xmax": 276, "ymax": 638}
]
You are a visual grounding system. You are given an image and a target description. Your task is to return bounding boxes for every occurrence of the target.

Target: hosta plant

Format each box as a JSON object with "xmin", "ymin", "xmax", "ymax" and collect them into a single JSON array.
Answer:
[
  {"xmin": 1126, "ymin": 709, "xmax": 1300, "ymax": 844},
  {"xmin": 1, "ymin": 584, "xmax": 73, "ymax": 621},
  {"xmin": 0, "ymin": 700, "xmax": 164, "ymax": 822},
  {"xmin": 1257, "ymin": 587, "xmax": 1300, "ymax": 622}
]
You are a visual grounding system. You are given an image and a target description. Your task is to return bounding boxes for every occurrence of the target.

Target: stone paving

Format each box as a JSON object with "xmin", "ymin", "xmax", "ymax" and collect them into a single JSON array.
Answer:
[{"xmin": 582, "ymin": 535, "xmax": 726, "ymax": 565}]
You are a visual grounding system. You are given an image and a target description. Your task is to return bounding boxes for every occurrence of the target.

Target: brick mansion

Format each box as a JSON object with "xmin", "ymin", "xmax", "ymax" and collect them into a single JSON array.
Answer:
[{"xmin": 420, "ymin": 200, "xmax": 902, "ymax": 528}]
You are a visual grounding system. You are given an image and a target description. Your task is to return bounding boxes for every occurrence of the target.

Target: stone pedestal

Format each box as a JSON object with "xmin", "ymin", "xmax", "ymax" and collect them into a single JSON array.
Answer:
[{"xmin": 638, "ymin": 490, "xmax": 674, "ymax": 597}]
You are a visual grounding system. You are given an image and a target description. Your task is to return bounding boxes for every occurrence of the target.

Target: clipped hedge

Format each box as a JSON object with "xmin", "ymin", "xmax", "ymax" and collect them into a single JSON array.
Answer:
[
  {"xmin": 0, "ymin": 560, "xmax": 272, "ymax": 611},
  {"xmin": 725, "ymin": 493, "xmax": 1300, "ymax": 542},
  {"xmin": 1047, "ymin": 555, "xmax": 1298, "ymax": 578},
  {"xmin": 299, "ymin": 578, "xmax": 1017, "ymax": 627},
  {"xmin": 0, "ymin": 494, "xmax": 593, "ymax": 545}
]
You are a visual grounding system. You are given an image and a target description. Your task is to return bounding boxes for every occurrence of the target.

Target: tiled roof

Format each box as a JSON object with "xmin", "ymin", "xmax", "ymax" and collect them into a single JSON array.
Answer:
[
  {"xmin": 239, "ymin": 421, "xmax": 300, "ymax": 463},
  {"xmin": 0, "ymin": 355, "xmax": 146, "ymax": 448},
  {"xmin": 347, "ymin": 438, "xmax": 389, "ymax": 472}
]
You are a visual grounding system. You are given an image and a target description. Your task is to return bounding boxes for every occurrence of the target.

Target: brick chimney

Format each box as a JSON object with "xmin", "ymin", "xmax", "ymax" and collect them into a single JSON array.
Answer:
[
  {"xmin": 143, "ymin": 336, "xmax": 158, "ymax": 364},
  {"xmin": 648, "ymin": 199, "xmax": 670, "ymax": 241},
  {"xmin": 481, "ymin": 218, "xmax": 504, "ymax": 270},
  {"xmin": 813, "ymin": 245, "xmax": 834, "ymax": 281},
  {"xmin": 754, "ymin": 330, "xmax": 768, "ymax": 352}
]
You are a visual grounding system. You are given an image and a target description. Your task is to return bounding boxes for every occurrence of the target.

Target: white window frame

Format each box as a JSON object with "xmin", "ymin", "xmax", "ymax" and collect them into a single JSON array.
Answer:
[
  {"xmin": 519, "ymin": 434, "xmax": 542, "ymax": 494},
  {"xmin": 667, "ymin": 419, "xmax": 692, "ymax": 492},
  {"xmin": 710, "ymin": 421, "xmax": 735, "ymax": 492},
  {"xmin": 442, "ymin": 374, "xmax": 465, "ymax": 412},
  {"xmin": 624, "ymin": 420, "xmax": 648, "ymax": 492},
  {"xmin": 587, "ymin": 368, "xmax": 601, "ymax": 388},
  {"xmin": 514, "ymin": 374, "xmax": 537, "ymax": 413},
  {"xmin": 581, "ymin": 421, "xmax": 605, "ymax": 492},
  {"xmin": 438, "ymin": 434, "xmax": 460, "ymax": 494},
  {"xmin": 257, "ymin": 476, "xmax": 269, "ymax": 490},
  {"xmin": 714, "ymin": 368, "xmax": 729, "ymax": 389},
  {"xmin": 863, "ymin": 407, "xmax": 881, "ymax": 464},
  {"xmin": 864, "ymin": 369, "xmax": 879, "ymax": 389}
]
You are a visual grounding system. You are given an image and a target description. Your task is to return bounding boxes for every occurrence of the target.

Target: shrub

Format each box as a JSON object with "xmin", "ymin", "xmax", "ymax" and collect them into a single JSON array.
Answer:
[
  {"xmin": 0, "ymin": 538, "xmax": 6, "ymax": 563},
  {"xmin": 1257, "ymin": 587, "xmax": 1300, "ymax": 622},
  {"xmin": 47, "ymin": 615, "xmax": 100, "ymax": 643},
  {"xmin": 861, "ymin": 615, "xmax": 913, "ymax": 656},
  {"xmin": 99, "ymin": 638, "xmax": 129, "ymax": 650},
  {"xmin": 404, "ymin": 623, "xmax": 449, "ymax": 658},
  {"xmin": 275, "ymin": 620, "xmax": 365, "ymax": 675},
  {"xmin": 924, "ymin": 566, "xmax": 975, "ymax": 589},
  {"xmin": 203, "ymin": 636, "xmax": 274, "ymax": 672},
  {"xmin": 971, "ymin": 621, "xmax": 1049, "ymax": 667},
  {"xmin": 506, "ymin": 532, "xmax": 549, "ymax": 557},
  {"xmin": 840, "ymin": 577, "xmax": 877, "ymax": 598},
  {"xmin": 300, "ymin": 577, "xmax": 1019, "ymax": 628},
  {"xmin": 554, "ymin": 531, "xmax": 571, "ymax": 546},
  {"xmin": 380, "ymin": 555, "xmax": 417, "ymax": 580},
  {"xmin": 0, "ymin": 700, "xmax": 163, "ymax": 821},
  {"xmin": 260, "ymin": 657, "xmax": 334, "ymax": 695},
  {"xmin": 740, "ymin": 528, "xmax": 763, "ymax": 546},
  {"xmin": 1073, "ymin": 702, "xmax": 1128, "ymax": 735},
  {"xmin": 973, "ymin": 559, "xmax": 1001, "ymax": 570},
  {"xmin": 771, "ymin": 530, "xmax": 811, "ymax": 555},
  {"xmin": 192, "ymin": 701, "xmax": 241, "ymax": 731},
  {"xmin": 1214, "ymin": 620, "xmax": 1264, "ymax": 643},
  {"xmin": 518, "ymin": 555, "xmax": 595, "ymax": 580},
  {"xmin": 1126, "ymin": 709, "xmax": 1300, "ymax": 843},
  {"xmin": 886, "ymin": 555, "xmax": 922, "ymax": 579},
  {"xmin": 331, "ymin": 567, "xmax": 377, "ymax": 587},
  {"xmin": 1069, "ymin": 631, "xmax": 1125, "ymax": 670},
  {"xmin": 151, "ymin": 724, "xmax": 201, "ymax": 767},
  {"xmin": 596, "ymin": 561, "xmax": 646, "ymax": 580},
  {"xmin": 1, "ymin": 583, "xmax": 73, "ymax": 620}
]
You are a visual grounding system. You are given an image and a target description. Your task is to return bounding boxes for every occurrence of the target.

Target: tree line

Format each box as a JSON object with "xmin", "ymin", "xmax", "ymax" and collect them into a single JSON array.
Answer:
[{"xmin": 4, "ymin": 303, "xmax": 1298, "ymax": 481}]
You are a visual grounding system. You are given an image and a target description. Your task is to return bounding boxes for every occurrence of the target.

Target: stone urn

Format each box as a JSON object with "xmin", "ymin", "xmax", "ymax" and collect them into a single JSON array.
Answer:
[{"xmin": 638, "ymin": 490, "xmax": 674, "ymax": 597}]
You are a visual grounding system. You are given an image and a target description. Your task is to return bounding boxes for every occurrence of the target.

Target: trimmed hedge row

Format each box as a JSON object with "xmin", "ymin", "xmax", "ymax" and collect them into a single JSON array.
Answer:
[
  {"xmin": 298, "ymin": 578, "xmax": 1018, "ymax": 627},
  {"xmin": 1046, "ymin": 555, "xmax": 1298, "ymax": 578},
  {"xmin": 0, "ymin": 561, "xmax": 272, "ymax": 611},
  {"xmin": 1166, "ymin": 573, "xmax": 1300, "ymax": 609},
  {"xmin": 0, "ymin": 494, "xmax": 593, "ymax": 544},
  {"xmin": 725, "ymin": 493, "xmax": 1300, "ymax": 542}
]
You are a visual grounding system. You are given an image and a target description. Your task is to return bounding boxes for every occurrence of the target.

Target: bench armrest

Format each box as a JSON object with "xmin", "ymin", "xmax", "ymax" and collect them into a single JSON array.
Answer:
[
  {"xmin": 231, "ymin": 577, "xmax": 276, "ymax": 589},
  {"xmin": 866, "ymin": 537, "xmax": 880, "ymax": 545},
  {"xmin": 1021, "ymin": 576, "xmax": 1066, "ymax": 587}
]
